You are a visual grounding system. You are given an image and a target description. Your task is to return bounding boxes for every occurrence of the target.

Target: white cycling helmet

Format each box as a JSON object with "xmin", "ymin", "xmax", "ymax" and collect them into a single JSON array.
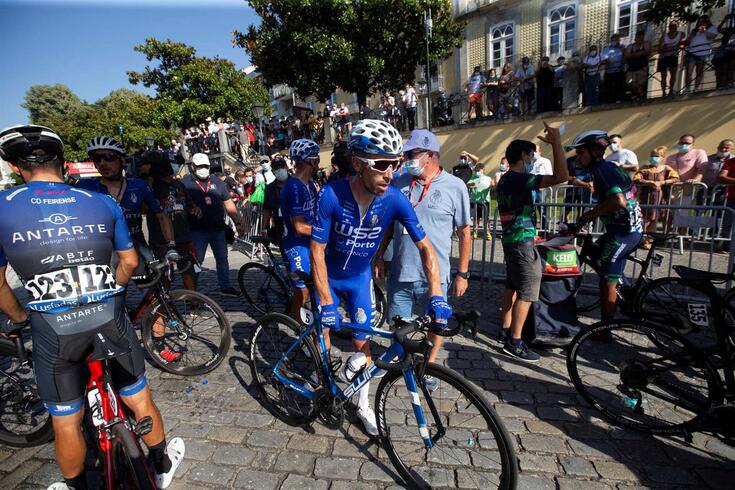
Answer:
[
  {"xmin": 289, "ymin": 138, "xmax": 320, "ymax": 162},
  {"xmin": 349, "ymin": 119, "xmax": 402, "ymax": 156},
  {"xmin": 86, "ymin": 135, "xmax": 126, "ymax": 156},
  {"xmin": 567, "ymin": 130, "xmax": 610, "ymax": 151}
]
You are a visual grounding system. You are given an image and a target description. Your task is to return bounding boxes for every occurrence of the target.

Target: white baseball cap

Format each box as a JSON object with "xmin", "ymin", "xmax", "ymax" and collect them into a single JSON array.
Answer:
[{"xmin": 191, "ymin": 153, "xmax": 210, "ymax": 167}]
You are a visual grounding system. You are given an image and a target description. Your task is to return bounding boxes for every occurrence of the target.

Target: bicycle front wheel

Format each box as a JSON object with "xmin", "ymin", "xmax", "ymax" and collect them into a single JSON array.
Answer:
[
  {"xmin": 141, "ymin": 289, "xmax": 231, "ymax": 376},
  {"xmin": 0, "ymin": 339, "xmax": 53, "ymax": 447},
  {"xmin": 375, "ymin": 363, "xmax": 517, "ymax": 490},
  {"xmin": 250, "ymin": 313, "xmax": 322, "ymax": 426},
  {"xmin": 238, "ymin": 262, "xmax": 290, "ymax": 316},
  {"xmin": 567, "ymin": 319, "xmax": 721, "ymax": 435}
]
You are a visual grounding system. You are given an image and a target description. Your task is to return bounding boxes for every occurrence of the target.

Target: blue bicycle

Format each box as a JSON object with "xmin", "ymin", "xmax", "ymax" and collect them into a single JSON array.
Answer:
[{"xmin": 249, "ymin": 298, "xmax": 517, "ymax": 488}]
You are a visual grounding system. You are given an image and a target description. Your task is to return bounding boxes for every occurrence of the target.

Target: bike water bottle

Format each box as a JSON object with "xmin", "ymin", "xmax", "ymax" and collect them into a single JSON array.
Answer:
[{"xmin": 340, "ymin": 352, "xmax": 367, "ymax": 383}]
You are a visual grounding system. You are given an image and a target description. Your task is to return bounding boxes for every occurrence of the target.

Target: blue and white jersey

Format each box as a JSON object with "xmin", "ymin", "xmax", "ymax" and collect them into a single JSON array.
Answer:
[
  {"xmin": 311, "ymin": 179, "xmax": 426, "ymax": 279},
  {"xmin": 280, "ymin": 176, "xmax": 318, "ymax": 249},
  {"xmin": 77, "ymin": 177, "xmax": 161, "ymax": 240},
  {"xmin": 0, "ymin": 181, "xmax": 134, "ymax": 313}
]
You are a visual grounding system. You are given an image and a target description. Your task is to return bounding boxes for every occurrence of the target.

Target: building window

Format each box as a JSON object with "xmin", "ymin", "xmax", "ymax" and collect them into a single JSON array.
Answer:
[
  {"xmin": 548, "ymin": 4, "xmax": 576, "ymax": 58},
  {"xmin": 615, "ymin": 0, "xmax": 650, "ymax": 41},
  {"xmin": 489, "ymin": 23, "xmax": 514, "ymax": 69}
]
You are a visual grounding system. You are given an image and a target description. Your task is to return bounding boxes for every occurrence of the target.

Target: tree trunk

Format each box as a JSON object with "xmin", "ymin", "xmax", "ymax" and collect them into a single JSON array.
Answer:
[{"xmin": 356, "ymin": 88, "xmax": 368, "ymax": 111}]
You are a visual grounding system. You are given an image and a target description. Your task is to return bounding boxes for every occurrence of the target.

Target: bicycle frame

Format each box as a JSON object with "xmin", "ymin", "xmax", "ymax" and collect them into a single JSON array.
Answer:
[
  {"xmin": 272, "ymin": 319, "xmax": 436, "ymax": 448},
  {"xmin": 86, "ymin": 358, "xmax": 154, "ymax": 489}
]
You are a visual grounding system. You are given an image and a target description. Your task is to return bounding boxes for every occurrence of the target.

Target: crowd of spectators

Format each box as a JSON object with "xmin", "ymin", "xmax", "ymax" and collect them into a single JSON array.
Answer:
[{"xmin": 462, "ymin": 13, "xmax": 735, "ymax": 120}]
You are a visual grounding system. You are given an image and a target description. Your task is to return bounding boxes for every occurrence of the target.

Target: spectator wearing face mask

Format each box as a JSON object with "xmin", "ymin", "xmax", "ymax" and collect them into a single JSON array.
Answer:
[
  {"xmin": 606, "ymin": 134, "xmax": 639, "ymax": 178},
  {"xmin": 685, "ymin": 15, "xmax": 719, "ymax": 93},
  {"xmin": 553, "ymin": 56, "xmax": 566, "ymax": 111},
  {"xmin": 453, "ymin": 150, "xmax": 478, "ymax": 184},
  {"xmin": 625, "ymin": 31, "xmax": 651, "ymax": 101},
  {"xmin": 700, "ymin": 139, "xmax": 733, "ymax": 209},
  {"xmin": 240, "ymin": 168, "xmax": 257, "ymax": 199},
  {"xmin": 536, "ymin": 56, "xmax": 555, "ymax": 113},
  {"xmin": 256, "ymin": 158, "xmax": 275, "ymax": 185},
  {"xmin": 514, "ymin": 56, "xmax": 536, "ymax": 116},
  {"xmin": 467, "ymin": 163, "xmax": 493, "ymax": 240},
  {"xmin": 602, "ymin": 33, "xmax": 626, "ymax": 104},
  {"xmin": 562, "ymin": 52, "xmax": 583, "ymax": 110},
  {"xmin": 583, "ymin": 45, "xmax": 603, "ymax": 106},
  {"xmin": 465, "ymin": 65, "xmax": 487, "ymax": 120},
  {"xmin": 261, "ymin": 158, "xmax": 290, "ymax": 249},
  {"xmin": 658, "ymin": 22, "xmax": 686, "ymax": 96},
  {"xmin": 402, "ymin": 83, "xmax": 418, "ymax": 131},
  {"xmin": 664, "ymin": 133, "xmax": 707, "ymax": 208},
  {"xmin": 181, "ymin": 153, "xmax": 242, "ymax": 297},
  {"xmin": 492, "ymin": 158, "xmax": 509, "ymax": 187},
  {"xmin": 634, "ymin": 146, "xmax": 680, "ymax": 249},
  {"xmin": 563, "ymin": 154, "xmax": 595, "ymax": 223},
  {"xmin": 529, "ymin": 144, "xmax": 552, "ymax": 232}
]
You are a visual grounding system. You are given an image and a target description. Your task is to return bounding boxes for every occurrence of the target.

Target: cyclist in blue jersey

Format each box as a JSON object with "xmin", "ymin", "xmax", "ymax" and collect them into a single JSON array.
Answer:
[
  {"xmin": 311, "ymin": 119, "xmax": 451, "ymax": 436},
  {"xmin": 571, "ymin": 130, "xmax": 643, "ymax": 322},
  {"xmin": 0, "ymin": 125, "xmax": 184, "ymax": 490},
  {"xmin": 77, "ymin": 136, "xmax": 179, "ymax": 263},
  {"xmin": 281, "ymin": 139, "xmax": 320, "ymax": 320}
]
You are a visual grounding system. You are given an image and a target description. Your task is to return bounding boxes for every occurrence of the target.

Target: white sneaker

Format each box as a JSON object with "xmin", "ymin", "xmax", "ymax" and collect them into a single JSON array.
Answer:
[
  {"xmin": 47, "ymin": 484, "xmax": 69, "ymax": 490},
  {"xmin": 357, "ymin": 406, "xmax": 379, "ymax": 436},
  {"xmin": 340, "ymin": 352, "xmax": 367, "ymax": 383},
  {"xmin": 155, "ymin": 437, "xmax": 185, "ymax": 489}
]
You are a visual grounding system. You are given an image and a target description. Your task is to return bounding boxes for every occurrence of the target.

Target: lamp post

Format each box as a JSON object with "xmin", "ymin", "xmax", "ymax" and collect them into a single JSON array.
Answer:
[
  {"xmin": 424, "ymin": 8, "xmax": 433, "ymax": 129},
  {"xmin": 251, "ymin": 102, "xmax": 265, "ymax": 156},
  {"xmin": 417, "ymin": 78, "xmax": 428, "ymax": 129},
  {"xmin": 144, "ymin": 136, "xmax": 155, "ymax": 150}
]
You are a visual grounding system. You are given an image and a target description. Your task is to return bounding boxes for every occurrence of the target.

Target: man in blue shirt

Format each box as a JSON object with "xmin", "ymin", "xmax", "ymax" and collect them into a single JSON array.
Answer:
[
  {"xmin": 602, "ymin": 33, "xmax": 626, "ymax": 103},
  {"xmin": 280, "ymin": 139, "xmax": 320, "ymax": 319},
  {"xmin": 311, "ymin": 119, "xmax": 452, "ymax": 436}
]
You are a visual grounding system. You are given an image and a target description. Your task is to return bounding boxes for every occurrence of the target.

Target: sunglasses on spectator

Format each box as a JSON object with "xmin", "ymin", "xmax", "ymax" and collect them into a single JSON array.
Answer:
[
  {"xmin": 354, "ymin": 156, "xmax": 402, "ymax": 173},
  {"xmin": 404, "ymin": 150, "xmax": 430, "ymax": 160},
  {"xmin": 90, "ymin": 153, "xmax": 121, "ymax": 163}
]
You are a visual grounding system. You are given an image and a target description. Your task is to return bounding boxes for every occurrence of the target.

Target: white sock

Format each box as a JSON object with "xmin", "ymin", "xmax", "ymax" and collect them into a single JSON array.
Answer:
[{"xmin": 358, "ymin": 380, "xmax": 371, "ymax": 411}]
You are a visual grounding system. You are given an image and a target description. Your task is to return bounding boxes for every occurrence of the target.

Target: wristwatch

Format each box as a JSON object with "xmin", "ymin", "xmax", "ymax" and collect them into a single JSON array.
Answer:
[{"xmin": 455, "ymin": 271, "xmax": 470, "ymax": 280}]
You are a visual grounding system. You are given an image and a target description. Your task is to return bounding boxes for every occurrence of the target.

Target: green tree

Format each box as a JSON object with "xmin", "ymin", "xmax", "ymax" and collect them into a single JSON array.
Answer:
[
  {"xmin": 235, "ymin": 0, "xmax": 463, "ymax": 105},
  {"xmin": 127, "ymin": 38, "xmax": 269, "ymax": 127},
  {"xmin": 22, "ymin": 84, "xmax": 85, "ymax": 124},
  {"xmin": 645, "ymin": 0, "xmax": 727, "ymax": 24}
]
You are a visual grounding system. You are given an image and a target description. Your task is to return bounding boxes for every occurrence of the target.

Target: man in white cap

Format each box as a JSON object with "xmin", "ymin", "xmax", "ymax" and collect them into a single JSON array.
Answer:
[{"xmin": 374, "ymin": 129, "xmax": 471, "ymax": 391}]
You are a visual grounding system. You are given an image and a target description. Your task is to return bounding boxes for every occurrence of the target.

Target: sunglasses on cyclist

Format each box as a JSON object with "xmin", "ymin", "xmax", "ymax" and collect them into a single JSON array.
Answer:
[
  {"xmin": 354, "ymin": 156, "xmax": 402, "ymax": 173},
  {"xmin": 90, "ymin": 152, "xmax": 121, "ymax": 164}
]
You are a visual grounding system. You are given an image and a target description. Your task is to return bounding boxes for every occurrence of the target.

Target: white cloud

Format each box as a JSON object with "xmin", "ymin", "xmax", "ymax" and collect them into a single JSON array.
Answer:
[{"xmin": 4, "ymin": 0, "xmax": 246, "ymax": 7}]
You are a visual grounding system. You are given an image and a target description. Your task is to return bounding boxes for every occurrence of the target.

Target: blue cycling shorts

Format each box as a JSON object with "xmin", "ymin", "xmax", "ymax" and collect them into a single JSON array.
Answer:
[
  {"xmin": 285, "ymin": 245, "xmax": 311, "ymax": 289},
  {"xmin": 317, "ymin": 269, "xmax": 376, "ymax": 341},
  {"xmin": 597, "ymin": 231, "xmax": 643, "ymax": 284}
]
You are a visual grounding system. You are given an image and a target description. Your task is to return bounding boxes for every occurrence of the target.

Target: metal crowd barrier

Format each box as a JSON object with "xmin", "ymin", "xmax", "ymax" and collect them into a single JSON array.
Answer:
[{"xmin": 232, "ymin": 201, "xmax": 264, "ymax": 259}]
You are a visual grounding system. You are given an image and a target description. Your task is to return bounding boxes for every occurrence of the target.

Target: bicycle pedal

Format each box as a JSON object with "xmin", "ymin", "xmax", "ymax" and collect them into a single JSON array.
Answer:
[{"xmin": 134, "ymin": 416, "xmax": 153, "ymax": 437}]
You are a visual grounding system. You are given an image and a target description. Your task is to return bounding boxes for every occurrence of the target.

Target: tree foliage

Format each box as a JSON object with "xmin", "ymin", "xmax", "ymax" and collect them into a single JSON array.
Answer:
[
  {"xmin": 22, "ymin": 84, "xmax": 86, "ymax": 124},
  {"xmin": 235, "ymin": 0, "xmax": 464, "ymax": 104},
  {"xmin": 22, "ymin": 85, "xmax": 175, "ymax": 162},
  {"xmin": 645, "ymin": 0, "xmax": 727, "ymax": 25},
  {"xmin": 128, "ymin": 38, "xmax": 269, "ymax": 128}
]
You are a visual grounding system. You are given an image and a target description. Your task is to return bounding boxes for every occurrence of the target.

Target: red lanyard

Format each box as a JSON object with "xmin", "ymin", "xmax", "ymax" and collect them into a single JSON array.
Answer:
[
  {"xmin": 194, "ymin": 179, "xmax": 211, "ymax": 194},
  {"xmin": 409, "ymin": 168, "xmax": 441, "ymax": 208}
]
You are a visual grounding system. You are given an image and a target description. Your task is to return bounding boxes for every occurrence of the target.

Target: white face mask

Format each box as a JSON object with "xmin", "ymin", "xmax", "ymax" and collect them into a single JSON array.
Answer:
[
  {"xmin": 610, "ymin": 143, "xmax": 619, "ymax": 152},
  {"xmin": 261, "ymin": 163, "xmax": 271, "ymax": 172},
  {"xmin": 245, "ymin": 176, "xmax": 253, "ymax": 184},
  {"xmin": 717, "ymin": 151, "xmax": 731, "ymax": 159},
  {"xmin": 405, "ymin": 158, "xmax": 425, "ymax": 177},
  {"xmin": 275, "ymin": 169, "xmax": 289, "ymax": 181},
  {"xmin": 194, "ymin": 167, "xmax": 210, "ymax": 179}
]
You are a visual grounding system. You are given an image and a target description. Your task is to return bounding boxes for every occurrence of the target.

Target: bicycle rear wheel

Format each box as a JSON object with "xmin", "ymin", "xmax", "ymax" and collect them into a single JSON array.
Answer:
[
  {"xmin": 141, "ymin": 289, "xmax": 231, "ymax": 375},
  {"xmin": 238, "ymin": 262, "xmax": 290, "ymax": 316},
  {"xmin": 0, "ymin": 339, "xmax": 53, "ymax": 447},
  {"xmin": 375, "ymin": 363, "xmax": 517, "ymax": 489},
  {"xmin": 111, "ymin": 423, "xmax": 156, "ymax": 490},
  {"xmin": 567, "ymin": 319, "xmax": 721, "ymax": 435},
  {"xmin": 249, "ymin": 313, "xmax": 322, "ymax": 426}
]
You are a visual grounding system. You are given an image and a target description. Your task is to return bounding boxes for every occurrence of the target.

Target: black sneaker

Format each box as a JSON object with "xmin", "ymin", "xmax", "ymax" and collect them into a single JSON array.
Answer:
[
  {"xmin": 502, "ymin": 340, "xmax": 540, "ymax": 363},
  {"xmin": 498, "ymin": 328, "xmax": 510, "ymax": 344},
  {"xmin": 220, "ymin": 287, "xmax": 241, "ymax": 297}
]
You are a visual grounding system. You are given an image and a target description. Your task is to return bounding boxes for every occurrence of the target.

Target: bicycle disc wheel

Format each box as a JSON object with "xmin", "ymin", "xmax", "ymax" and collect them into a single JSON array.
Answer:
[
  {"xmin": 567, "ymin": 320, "xmax": 721, "ymax": 435},
  {"xmin": 634, "ymin": 277, "xmax": 724, "ymax": 349},
  {"xmin": 375, "ymin": 363, "xmax": 517, "ymax": 490},
  {"xmin": 0, "ymin": 340, "xmax": 53, "ymax": 447},
  {"xmin": 111, "ymin": 423, "xmax": 156, "ymax": 490},
  {"xmin": 249, "ymin": 313, "xmax": 322, "ymax": 426},
  {"xmin": 238, "ymin": 262, "xmax": 290, "ymax": 316},
  {"xmin": 141, "ymin": 289, "xmax": 231, "ymax": 376}
]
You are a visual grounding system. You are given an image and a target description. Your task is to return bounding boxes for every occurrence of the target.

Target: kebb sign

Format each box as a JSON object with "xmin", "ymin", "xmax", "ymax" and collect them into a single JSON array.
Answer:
[{"xmin": 537, "ymin": 242, "xmax": 581, "ymax": 276}]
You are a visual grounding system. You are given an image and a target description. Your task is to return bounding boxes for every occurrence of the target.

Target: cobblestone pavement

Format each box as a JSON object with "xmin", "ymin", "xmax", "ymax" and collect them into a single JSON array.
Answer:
[{"xmin": 1, "ymin": 247, "xmax": 733, "ymax": 489}]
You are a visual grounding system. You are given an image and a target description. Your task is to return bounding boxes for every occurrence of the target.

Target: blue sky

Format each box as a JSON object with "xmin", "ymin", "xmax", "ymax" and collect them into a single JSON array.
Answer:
[{"xmin": 0, "ymin": 0, "xmax": 258, "ymax": 128}]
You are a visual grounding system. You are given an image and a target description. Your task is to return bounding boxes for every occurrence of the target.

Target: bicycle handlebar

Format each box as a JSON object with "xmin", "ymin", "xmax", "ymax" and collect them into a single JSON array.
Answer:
[{"xmin": 132, "ymin": 261, "xmax": 168, "ymax": 289}]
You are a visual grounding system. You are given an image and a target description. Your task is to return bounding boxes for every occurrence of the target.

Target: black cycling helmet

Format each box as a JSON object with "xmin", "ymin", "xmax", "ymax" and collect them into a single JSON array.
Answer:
[{"xmin": 0, "ymin": 124, "xmax": 64, "ymax": 163}]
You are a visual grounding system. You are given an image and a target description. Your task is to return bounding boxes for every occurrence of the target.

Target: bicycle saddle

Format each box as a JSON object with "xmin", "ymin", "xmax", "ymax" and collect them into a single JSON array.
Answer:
[
  {"xmin": 250, "ymin": 235, "xmax": 272, "ymax": 245},
  {"xmin": 674, "ymin": 265, "xmax": 735, "ymax": 284},
  {"xmin": 88, "ymin": 333, "xmax": 133, "ymax": 362}
]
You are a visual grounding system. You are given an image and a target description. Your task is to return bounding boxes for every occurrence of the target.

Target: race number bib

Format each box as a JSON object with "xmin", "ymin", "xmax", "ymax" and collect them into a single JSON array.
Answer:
[{"xmin": 26, "ymin": 265, "xmax": 122, "ymax": 312}]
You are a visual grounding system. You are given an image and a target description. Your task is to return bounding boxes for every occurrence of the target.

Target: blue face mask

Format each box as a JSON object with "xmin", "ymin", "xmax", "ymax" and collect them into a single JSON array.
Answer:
[
  {"xmin": 405, "ymin": 159, "xmax": 425, "ymax": 176},
  {"xmin": 610, "ymin": 143, "xmax": 619, "ymax": 153},
  {"xmin": 678, "ymin": 143, "xmax": 691, "ymax": 153},
  {"xmin": 649, "ymin": 156, "xmax": 661, "ymax": 165}
]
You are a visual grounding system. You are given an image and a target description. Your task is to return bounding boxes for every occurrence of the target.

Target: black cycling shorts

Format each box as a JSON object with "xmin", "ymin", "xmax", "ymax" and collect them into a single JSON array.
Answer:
[{"xmin": 30, "ymin": 295, "xmax": 147, "ymax": 416}]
